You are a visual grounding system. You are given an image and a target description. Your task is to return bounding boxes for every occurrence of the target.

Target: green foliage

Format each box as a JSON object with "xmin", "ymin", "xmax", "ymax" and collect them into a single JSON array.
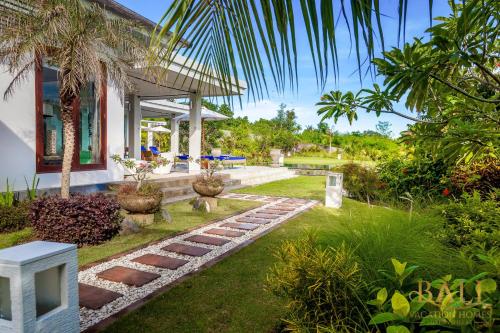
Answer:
[
  {"xmin": 0, "ymin": 200, "xmax": 30, "ymax": 233},
  {"xmin": 337, "ymin": 162, "xmax": 381, "ymax": 203},
  {"xmin": 24, "ymin": 175, "xmax": 40, "ymax": 201},
  {"xmin": 0, "ymin": 179, "xmax": 15, "ymax": 207},
  {"xmin": 436, "ymin": 191, "xmax": 500, "ymax": 251},
  {"xmin": 377, "ymin": 155, "xmax": 450, "ymax": 203},
  {"xmin": 267, "ymin": 234, "xmax": 369, "ymax": 332},
  {"xmin": 450, "ymin": 159, "xmax": 500, "ymax": 196},
  {"xmin": 317, "ymin": 1, "xmax": 500, "ymax": 165},
  {"xmin": 367, "ymin": 258, "xmax": 499, "ymax": 332}
]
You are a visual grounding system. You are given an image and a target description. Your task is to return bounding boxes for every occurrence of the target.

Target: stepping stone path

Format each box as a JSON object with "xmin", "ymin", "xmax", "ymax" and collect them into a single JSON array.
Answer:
[{"xmin": 78, "ymin": 194, "xmax": 317, "ymax": 331}]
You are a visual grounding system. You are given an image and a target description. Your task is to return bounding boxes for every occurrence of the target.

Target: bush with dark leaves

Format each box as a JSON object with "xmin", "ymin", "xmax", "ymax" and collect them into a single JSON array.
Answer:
[{"xmin": 30, "ymin": 193, "xmax": 122, "ymax": 247}]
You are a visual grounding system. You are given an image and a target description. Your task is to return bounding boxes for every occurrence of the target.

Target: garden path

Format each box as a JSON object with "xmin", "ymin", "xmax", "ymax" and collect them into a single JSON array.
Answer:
[{"xmin": 78, "ymin": 194, "xmax": 318, "ymax": 332}]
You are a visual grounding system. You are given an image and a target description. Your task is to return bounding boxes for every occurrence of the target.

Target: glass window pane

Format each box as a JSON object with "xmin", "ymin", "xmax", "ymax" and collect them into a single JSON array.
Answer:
[
  {"xmin": 41, "ymin": 64, "xmax": 63, "ymax": 166},
  {"xmin": 79, "ymin": 82, "xmax": 101, "ymax": 164}
]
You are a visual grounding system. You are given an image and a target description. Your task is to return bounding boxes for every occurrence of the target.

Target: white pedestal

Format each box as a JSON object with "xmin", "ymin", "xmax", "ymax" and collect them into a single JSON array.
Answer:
[
  {"xmin": 0, "ymin": 241, "xmax": 79, "ymax": 333},
  {"xmin": 325, "ymin": 172, "xmax": 343, "ymax": 208}
]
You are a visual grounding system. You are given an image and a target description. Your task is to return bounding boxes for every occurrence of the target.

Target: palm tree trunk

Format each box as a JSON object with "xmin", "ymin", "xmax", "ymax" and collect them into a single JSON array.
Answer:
[{"xmin": 60, "ymin": 97, "xmax": 76, "ymax": 199}]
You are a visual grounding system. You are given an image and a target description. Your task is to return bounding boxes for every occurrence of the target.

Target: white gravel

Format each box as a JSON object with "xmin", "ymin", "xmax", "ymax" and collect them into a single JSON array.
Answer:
[{"xmin": 79, "ymin": 194, "xmax": 317, "ymax": 331}]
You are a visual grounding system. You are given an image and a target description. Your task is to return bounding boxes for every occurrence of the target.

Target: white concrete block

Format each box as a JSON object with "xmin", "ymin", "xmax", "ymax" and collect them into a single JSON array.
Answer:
[
  {"xmin": 325, "ymin": 172, "xmax": 343, "ymax": 208},
  {"xmin": 0, "ymin": 241, "xmax": 79, "ymax": 333}
]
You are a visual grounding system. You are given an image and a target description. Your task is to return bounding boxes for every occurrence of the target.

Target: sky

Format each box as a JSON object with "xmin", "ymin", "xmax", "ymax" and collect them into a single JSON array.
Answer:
[{"xmin": 116, "ymin": 0, "xmax": 452, "ymax": 136}]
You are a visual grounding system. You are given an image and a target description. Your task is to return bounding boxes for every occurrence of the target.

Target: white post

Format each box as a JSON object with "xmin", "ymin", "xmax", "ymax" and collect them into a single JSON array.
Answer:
[
  {"xmin": 325, "ymin": 172, "xmax": 343, "ymax": 208},
  {"xmin": 188, "ymin": 91, "xmax": 202, "ymax": 173},
  {"xmin": 147, "ymin": 123, "xmax": 153, "ymax": 148},
  {"xmin": 128, "ymin": 94, "xmax": 142, "ymax": 159},
  {"xmin": 170, "ymin": 118, "xmax": 180, "ymax": 155}
]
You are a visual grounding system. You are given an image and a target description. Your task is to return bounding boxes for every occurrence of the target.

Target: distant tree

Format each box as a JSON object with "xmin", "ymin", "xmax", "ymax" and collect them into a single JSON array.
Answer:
[{"xmin": 375, "ymin": 121, "xmax": 393, "ymax": 137}]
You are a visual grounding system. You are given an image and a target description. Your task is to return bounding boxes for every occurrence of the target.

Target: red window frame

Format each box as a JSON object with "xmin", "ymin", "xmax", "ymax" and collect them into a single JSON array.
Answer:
[{"xmin": 35, "ymin": 62, "xmax": 107, "ymax": 173}]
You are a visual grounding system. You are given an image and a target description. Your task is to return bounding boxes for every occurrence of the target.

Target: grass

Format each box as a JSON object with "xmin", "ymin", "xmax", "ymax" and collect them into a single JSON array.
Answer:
[
  {"xmin": 284, "ymin": 155, "xmax": 375, "ymax": 167},
  {"xmin": 0, "ymin": 199, "xmax": 260, "ymax": 266},
  {"xmin": 104, "ymin": 177, "xmax": 475, "ymax": 333},
  {"xmin": 233, "ymin": 175, "xmax": 326, "ymax": 201}
]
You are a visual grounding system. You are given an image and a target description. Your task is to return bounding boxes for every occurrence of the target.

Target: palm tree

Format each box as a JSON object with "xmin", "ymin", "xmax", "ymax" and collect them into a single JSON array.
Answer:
[
  {"xmin": 148, "ymin": 0, "xmax": 434, "ymax": 102},
  {"xmin": 0, "ymin": 0, "xmax": 146, "ymax": 198}
]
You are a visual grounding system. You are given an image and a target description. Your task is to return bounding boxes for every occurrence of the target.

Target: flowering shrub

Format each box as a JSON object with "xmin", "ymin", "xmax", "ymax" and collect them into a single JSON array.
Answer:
[
  {"xmin": 194, "ymin": 159, "xmax": 224, "ymax": 187},
  {"xmin": 30, "ymin": 194, "xmax": 122, "ymax": 247},
  {"xmin": 111, "ymin": 154, "xmax": 168, "ymax": 190},
  {"xmin": 450, "ymin": 159, "xmax": 500, "ymax": 196},
  {"xmin": 377, "ymin": 155, "xmax": 449, "ymax": 203}
]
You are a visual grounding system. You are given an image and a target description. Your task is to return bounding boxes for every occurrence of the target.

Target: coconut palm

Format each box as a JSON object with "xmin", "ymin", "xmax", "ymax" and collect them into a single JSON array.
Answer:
[
  {"xmin": 0, "ymin": 0, "xmax": 146, "ymax": 198},
  {"xmin": 149, "ymin": 0, "xmax": 434, "ymax": 102}
]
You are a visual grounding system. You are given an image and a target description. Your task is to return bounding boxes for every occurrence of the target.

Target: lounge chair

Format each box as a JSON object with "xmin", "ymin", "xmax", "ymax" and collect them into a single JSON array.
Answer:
[{"xmin": 150, "ymin": 146, "xmax": 160, "ymax": 156}]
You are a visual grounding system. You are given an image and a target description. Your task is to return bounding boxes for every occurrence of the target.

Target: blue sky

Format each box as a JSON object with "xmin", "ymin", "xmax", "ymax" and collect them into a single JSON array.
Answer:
[{"xmin": 116, "ymin": 0, "xmax": 451, "ymax": 136}]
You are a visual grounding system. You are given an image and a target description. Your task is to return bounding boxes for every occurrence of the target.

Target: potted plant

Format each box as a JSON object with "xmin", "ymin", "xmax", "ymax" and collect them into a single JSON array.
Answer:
[
  {"xmin": 111, "ymin": 154, "xmax": 169, "ymax": 214},
  {"xmin": 192, "ymin": 159, "xmax": 225, "ymax": 197}
]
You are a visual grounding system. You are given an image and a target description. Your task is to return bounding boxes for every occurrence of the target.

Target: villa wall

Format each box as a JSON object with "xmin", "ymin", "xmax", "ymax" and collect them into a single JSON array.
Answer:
[{"xmin": 0, "ymin": 65, "xmax": 125, "ymax": 192}]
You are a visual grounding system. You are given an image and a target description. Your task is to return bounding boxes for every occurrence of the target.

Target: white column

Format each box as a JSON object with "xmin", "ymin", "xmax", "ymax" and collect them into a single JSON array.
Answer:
[
  {"xmin": 188, "ymin": 91, "xmax": 202, "ymax": 173},
  {"xmin": 170, "ymin": 118, "xmax": 180, "ymax": 155},
  {"xmin": 147, "ymin": 123, "xmax": 153, "ymax": 148},
  {"xmin": 128, "ymin": 94, "xmax": 142, "ymax": 159}
]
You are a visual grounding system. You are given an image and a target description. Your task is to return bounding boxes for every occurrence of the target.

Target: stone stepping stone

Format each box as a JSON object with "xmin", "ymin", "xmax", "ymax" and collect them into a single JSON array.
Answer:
[
  {"xmin": 257, "ymin": 209, "xmax": 288, "ymax": 215},
  {"xmin": 184, "ymin": 234, "xmax": 231, "ymax": 246},
  {"xmin": 205, "ymin": 228, "xmax": 245, "ymax": 238},
  {"xmin": 97, "ymin": 266, "xmax": 160, "ymax": 287},
  {"xmin": 284, "ymin": 198, "xmax": 308, "ymax": 204},
  {"xmin": 246, "ymin": 195, "xmax": 265, "ymax": 200},
  {"xmin": 272, "ymin": 206, "xmax": 296, "ymax": 211},
  {"xmin": 235, "ymin": 217, "xmax": 270, "ymax": 225},
  {"xmin": 162, "ymin": 243, "xmax": 212, "ymax": 257},
  {"xmin": 79, "ymin": 283, "xmax": 123, "ymax": 310},
  {"xmin": 220, "ymin": 222, "xmax": 259, "ymax": 231},
  {"xmin": 132, "ymin": 254, "xmax": 189, "ymax": 270},
  {"xmin": 248, "ymin": 213, "xmax": 278, "ymax": 220},
  {"xmin": 264, "ymin": 197, "xmax": 281, "ymax": 202},
  {"xmin": 228, "ymin": 194, "xmax": 247, "ymax": 198}
]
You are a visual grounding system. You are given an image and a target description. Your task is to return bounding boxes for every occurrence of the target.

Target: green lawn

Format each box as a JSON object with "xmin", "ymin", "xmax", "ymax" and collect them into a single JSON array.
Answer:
[
  {"xmin": 104, "ymin": 177, "xmax": 471, "ymax": 333},
  {"xmin": 284, "ymin": 155, "xmax": 375, "ymax": 167},
  {"xmin": 0, "ymin": 199, "xmax": 260, "ymax": 266},
  {"xmin": 234, "ymin": 175, "xmax": 325, "ymax": 201}
]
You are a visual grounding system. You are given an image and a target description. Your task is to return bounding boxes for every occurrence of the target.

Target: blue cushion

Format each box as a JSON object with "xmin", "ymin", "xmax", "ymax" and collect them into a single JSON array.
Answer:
[{"xmin": 150, "ymin": 146, "xmax": 160, "ymax": 155}]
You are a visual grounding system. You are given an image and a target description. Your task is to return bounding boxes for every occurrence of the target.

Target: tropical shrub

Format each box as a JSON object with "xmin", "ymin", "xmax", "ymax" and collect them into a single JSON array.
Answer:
[
  {"xmin": 338, "ymin": 162, "xmax": 381, "ymax": 203},
  {"xmin": 450, "ymin": 159, "xmax": 500, "ymax": 196},
  {"xmin": 267, "ymin": 235, "xmax": 370, "ymax": 332},
  {"xmin": 436, "ymin": 191, "xmax": 499, "ymax": 251},
  {"xmin": 30, "ymin": 194, "xmax": 122, "ymax": 247},
  {"xmin": 0, "ymin": 200, "xmax": 30, "ymax": 233},
  {"xmin": 377, "ymin": 155, "xmax": 450, "ymax": 203},
  {"xmin": 368, "ymin": 259, "xmax": 498, "ymax": 332}
]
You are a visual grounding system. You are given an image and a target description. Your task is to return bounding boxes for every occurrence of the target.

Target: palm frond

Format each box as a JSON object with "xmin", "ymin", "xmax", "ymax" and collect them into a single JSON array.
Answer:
[{"xmin": 150, "ymin": 0, "xmax": 433, "ymax": 102}]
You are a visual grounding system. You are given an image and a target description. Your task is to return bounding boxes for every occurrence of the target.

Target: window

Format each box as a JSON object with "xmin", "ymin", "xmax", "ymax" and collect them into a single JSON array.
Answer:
[{"xmin": 36, "ymin": 61, "xmax": 107, "ymax": 172}]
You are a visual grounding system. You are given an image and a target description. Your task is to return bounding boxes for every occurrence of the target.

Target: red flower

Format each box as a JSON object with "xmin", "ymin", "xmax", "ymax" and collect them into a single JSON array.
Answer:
[{"xmin": 442, "ymin": 188, "xmax": 450, "ymax": 196}]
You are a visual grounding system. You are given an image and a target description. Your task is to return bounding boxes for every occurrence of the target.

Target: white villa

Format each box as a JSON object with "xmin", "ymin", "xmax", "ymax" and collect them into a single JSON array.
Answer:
[{"xmin": 0, "ymin": 0, "xmax": 246, "ymax": 192}]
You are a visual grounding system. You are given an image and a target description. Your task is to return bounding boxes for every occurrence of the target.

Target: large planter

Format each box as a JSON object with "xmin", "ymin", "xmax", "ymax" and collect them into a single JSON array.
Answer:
[
  {"xmin": 117, "ymin": 193, "xmax": 162, "ymax": 214},
  {"xmin": 192, "ymin": 182, "xmax": 224, "ymax": 197}
]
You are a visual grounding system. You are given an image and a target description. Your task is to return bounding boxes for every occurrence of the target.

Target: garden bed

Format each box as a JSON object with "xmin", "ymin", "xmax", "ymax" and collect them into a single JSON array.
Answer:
[{"xmin": 0, "ymin": 198, "xmax": 261, "ymax": 266}]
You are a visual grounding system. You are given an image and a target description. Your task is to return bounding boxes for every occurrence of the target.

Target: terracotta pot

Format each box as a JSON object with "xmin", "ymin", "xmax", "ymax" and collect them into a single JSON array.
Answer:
[
  {"xmin": 117, "ymin": 193, "xmax": 163, "ymax": 214},
  {"xmin": 192, "ymin": 182, "xmax": 224, "ymax": 197}
]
